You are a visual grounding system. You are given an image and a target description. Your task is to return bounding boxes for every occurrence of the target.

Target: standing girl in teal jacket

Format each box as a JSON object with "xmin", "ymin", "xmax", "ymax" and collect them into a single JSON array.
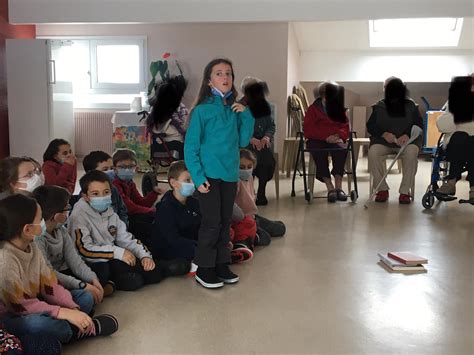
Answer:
[{"xmin": 185, "ymin": 58, "xmax": 254, "ymax": 289}]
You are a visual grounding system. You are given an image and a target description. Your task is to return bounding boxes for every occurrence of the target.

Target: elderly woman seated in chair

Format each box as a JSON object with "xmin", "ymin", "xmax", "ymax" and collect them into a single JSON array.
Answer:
[{"xmin": 303, "ymin": 81, "xmax": 350, "ymax": 203}]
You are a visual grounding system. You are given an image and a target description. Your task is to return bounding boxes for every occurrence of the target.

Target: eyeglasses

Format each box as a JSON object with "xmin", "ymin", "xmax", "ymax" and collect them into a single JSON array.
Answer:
[
  {"xmin": 18, "ymin": 169, "xmax": 41, "ymax": 181},
  {"xmin": 62, "ymin": 205, "xmax": 72, "ymax": 213},
  {"xmin": 116, "ymin": 165, "xmax": 137, "ymax": 170}
]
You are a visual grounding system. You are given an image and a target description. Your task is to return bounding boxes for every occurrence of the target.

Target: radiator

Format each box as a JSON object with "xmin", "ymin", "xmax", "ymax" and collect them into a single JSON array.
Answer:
[{"xmin": 74, "ymin": 111, "xmax": 114, "ymax": 157}]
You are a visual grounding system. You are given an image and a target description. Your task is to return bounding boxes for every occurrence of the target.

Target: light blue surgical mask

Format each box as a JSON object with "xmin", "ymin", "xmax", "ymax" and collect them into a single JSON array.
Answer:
[
  {"xmin": 31, "ymin": 218, "xmax": 47, "ymax": 237},
  {"xmin": 179, "ymin": 182, "xmax": 195, "ymax": 197},
  {"xmin": 211, "ymin": 87, "xmax": 232, "ymax": 99},
  {"xmin": 104, "ymin": 169, "xmax": 116, "ymax": 181},
  {"xmin": 239, "ymin": 169, "xmax": 253, "ymax": 181},
  {"xmin": 117, "ymin": 168, "xmax": 135, "ymax": 181},
  {"xmin": 89, "ymin": 195, "xmax": 112, "ymax": 213}
]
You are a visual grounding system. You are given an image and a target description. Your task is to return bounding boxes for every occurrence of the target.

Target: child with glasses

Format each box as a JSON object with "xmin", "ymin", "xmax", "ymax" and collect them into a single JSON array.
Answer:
[
  {"xmin": 111, "ymin": 149, "xmax": 162, "ymax": 245},
  {"xmin": 0, "ymin": 157, "xmax": 44, "ymax": 200}
]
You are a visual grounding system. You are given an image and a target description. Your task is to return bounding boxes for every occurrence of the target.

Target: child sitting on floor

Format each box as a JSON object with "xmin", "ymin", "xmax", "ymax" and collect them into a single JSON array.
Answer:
[
  {"xmin": 0, "ymin": 194, "xmax": 118, "ymax": 345},
  {"xmin": 236, "ymin": 149, "xmax": 286, "ymax": 246},
  {"xmin": 33, "ymin": 185, "xmax": 111, "ymax": 302},
  {"xmin": 82, "ymin": 150, "xmax": 129, "ymax": 227},
  {"xmin": 69, "ymin": 170, "xmax": 189, "ymax": 292},
  {"xmin": 112, "ymin": 149, "xmax": 161, "ymax": 244},
  {"xmin": 150, "ymin": 161, "xmax": 199, "ymax": 261},
  {"xmin": 42, "ymin": 139, "xmax": 77, "ymax": 195}
]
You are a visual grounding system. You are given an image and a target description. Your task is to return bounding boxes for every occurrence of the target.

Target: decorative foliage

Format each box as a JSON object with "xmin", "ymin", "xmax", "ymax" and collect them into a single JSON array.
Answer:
[{"xmin": 147, "ymin": 52, "xmax": 184, "ymax": 98}]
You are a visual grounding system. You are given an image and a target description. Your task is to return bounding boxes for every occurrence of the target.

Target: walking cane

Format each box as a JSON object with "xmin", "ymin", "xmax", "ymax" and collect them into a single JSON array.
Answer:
[{"xmin": 364, "ymin": 126, "xmax": 423, "ymax": 209}]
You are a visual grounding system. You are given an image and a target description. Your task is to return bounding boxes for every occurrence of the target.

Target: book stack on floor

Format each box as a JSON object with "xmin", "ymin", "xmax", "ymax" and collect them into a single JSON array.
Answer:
[{"xmin": 378, "ymin": 251, "xmax": 428, "ymax": 272}]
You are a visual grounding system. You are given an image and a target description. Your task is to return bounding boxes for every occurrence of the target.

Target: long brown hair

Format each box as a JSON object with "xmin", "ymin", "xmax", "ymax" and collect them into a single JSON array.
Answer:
[{"xmin": 193, "ymin": 58, "xmax": 238, "ymax": 109}]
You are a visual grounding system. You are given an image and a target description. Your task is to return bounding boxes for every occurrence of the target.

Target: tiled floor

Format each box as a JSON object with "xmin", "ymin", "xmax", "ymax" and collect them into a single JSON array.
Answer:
[{"xmin": 65, "ymin": 158, "xmax": 473, "ymax": 354}]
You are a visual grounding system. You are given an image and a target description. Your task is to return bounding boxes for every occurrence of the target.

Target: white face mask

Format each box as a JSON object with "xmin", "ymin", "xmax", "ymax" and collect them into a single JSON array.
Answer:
[{"xmin": 18, "ymin": 173, "xmax": 43, "ymax": 192}]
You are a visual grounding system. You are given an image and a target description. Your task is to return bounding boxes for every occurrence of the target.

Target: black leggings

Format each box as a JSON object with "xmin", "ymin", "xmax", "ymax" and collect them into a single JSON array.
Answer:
[
  {"xmin": 249, "ymin": 146, "xmax": 276, "ymax": 197},
  {"xmin": 88, "ymin": 259, "xmax": 165, "ymax": 291},
  {"xmin": 195, "ymin": 178, "xmax": 237, "ymax": 268},
  {"xmin": 447, "ymin": 131, "xmax": 474, "ymax": 186}
]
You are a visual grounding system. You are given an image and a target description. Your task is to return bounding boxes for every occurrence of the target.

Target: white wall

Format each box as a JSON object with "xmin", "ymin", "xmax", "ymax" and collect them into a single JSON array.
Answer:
[
  {"xmin": 286, "ymin": 23, "xmax": 300, "ymax": 137},
  {"xmin": 37, "ymin": 22, "xmax": 290, "ymax": 152},
  {"xmin": 287, "ymin": 23, "xmax": 300, "ymax": 95},
  {"xmin": 299, "ymin": 50, "xmax": 473, "ymax": 83},
  {"xmin": 10, "ymin": 0, "xmax": 473, "ymax": 24}
]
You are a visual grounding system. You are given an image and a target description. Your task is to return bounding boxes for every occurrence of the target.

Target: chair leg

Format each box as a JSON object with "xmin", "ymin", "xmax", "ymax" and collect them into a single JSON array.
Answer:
[
  {"xmin": 282, "ymin": 140, "xmax": 289, "ymax": 175},
  {"xmin": 308, "ymin": 156, "xmax": 315, "ymax": 195},
  {"xmin": 286, "ymin": 141, "xmax": 297, "ymax": 178},
  {"xmin": 345, "ymin": 154, "xmax": 352, "ymax": 193},
  {"xmin": 273, "ymin": 152, "xmax": 279, "ymax": 200}
]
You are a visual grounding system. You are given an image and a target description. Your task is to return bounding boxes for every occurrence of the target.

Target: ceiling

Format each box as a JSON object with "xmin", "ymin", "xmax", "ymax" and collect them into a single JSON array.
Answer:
[{"xmin": 9, "ymin": 0, "xmax": 474, "ymax": 24}]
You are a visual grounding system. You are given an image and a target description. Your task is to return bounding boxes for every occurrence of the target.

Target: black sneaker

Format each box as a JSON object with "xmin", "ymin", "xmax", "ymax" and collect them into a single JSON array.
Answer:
[
  {"xmin": 336, "ymin": 189, "xmax": 348, "ymax": 201},
  {"xmin": 231, "ymin": 246, "xmax": 254, "ymax": 264},
  {"xmin": 215, "ymin": 264, "xmax": 239, "ymax": 284},
  {"xmin": 255, "ymin": 228, "xmax": 271, "ymax": 246},
  {"xmin": 195, "ymin": 267, "xmax": 224, "ymax": 289},
  {"xmin": 92, "ymin": 314, "xmax": 119, "ymax": 336}
]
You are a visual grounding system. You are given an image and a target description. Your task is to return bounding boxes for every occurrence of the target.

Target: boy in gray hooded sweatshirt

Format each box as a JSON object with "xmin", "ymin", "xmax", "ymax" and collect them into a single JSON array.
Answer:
[
  {"xmin": 69, "ymin": 170, "xmax": 189, "ymax": 291},
  {"xmin": 33, "ymin": 185, "xmax": 105, "ymax": 310}
]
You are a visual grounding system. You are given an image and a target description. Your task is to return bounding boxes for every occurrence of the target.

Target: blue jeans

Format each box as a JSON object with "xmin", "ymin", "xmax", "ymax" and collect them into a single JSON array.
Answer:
[
  {"xmin": 70, "ymin": 289, "xmax": 94, "ymax": 315},
  {"xmin": 1, "ymin": 289, "xmax": 94, "ymax": 344}
]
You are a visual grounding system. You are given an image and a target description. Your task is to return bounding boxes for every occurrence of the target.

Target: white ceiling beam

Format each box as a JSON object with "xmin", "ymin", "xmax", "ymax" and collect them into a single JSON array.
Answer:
[{"xmin": 9, "ymin": 0, "xmax": 474, "ymax": 25}]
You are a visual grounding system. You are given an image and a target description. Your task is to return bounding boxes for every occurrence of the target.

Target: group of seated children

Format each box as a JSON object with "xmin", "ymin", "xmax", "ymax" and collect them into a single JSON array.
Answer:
[{"xmin": 0, "ymin": 139, "xmax": 285, "ymax": 354}]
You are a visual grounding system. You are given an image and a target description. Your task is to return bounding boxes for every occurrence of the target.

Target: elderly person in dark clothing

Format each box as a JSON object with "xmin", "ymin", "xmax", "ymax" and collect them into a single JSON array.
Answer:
[
  {"xmin": 239, "ymin": 77, "xmax": 276, "ymax": 206},
  {"xmin": 367, "ymin": 77, "xmax": 423, "ymax": 204}
]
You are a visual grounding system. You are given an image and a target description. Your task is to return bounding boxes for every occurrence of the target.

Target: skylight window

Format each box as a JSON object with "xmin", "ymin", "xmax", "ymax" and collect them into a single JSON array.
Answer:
[{"xmin": 369, "ymin": 18, "xmax": 463, "ymax": 48}]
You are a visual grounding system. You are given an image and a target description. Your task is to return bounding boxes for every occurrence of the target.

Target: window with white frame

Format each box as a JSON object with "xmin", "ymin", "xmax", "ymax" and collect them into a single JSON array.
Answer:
[
  {"xmin": 368, "ymin": 18, "xmax": 464, "ymax": 48},
  {"xmin": 49, "ymin": 37, "xmax": 146, "ymax": 94},
  {"xmin": 90, "ymin": 38, "xmax": 146, "ymax": 91}
]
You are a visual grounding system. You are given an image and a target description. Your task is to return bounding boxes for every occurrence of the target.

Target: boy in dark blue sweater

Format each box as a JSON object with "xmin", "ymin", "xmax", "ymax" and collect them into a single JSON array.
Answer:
[{"xmin": 151, "ymin": 161, "xmax": 200, "ymax": 261}]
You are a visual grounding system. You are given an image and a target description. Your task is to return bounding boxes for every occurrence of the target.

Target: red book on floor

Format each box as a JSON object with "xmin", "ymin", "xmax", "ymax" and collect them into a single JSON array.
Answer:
[{"xmin": 387, "ymin": 252, "xmax": 428, "ymax": 266}]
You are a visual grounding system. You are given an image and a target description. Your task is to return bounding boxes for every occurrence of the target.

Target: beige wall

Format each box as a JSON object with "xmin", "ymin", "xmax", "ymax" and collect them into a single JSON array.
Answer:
[{"xmin": 37, "ymin": 22, "xmax": 290, "ymax": 152}]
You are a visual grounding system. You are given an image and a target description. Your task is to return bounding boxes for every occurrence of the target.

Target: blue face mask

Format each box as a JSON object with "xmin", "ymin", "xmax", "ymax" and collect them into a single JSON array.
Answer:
[
  {"xmin": 239, "ymin": 169, "xmax": 253, "ymax": 181},
  {"xmin": 211, "ymin": 87, "xmax": 232, "ymax": 99},
  {"xmin": 104, "ymin": 169, "xmax": 116, "ymax": 180},
  {"xmin": 179, "ymin": 182, "xmax": 195, "ymax": 197},
  {"xmin": 117, "ymin": 168, "xmax": 135, "ymax": 181},
  {"xmin": 89, "ymin": 195, "xmax": 112, "ymax": 213}
]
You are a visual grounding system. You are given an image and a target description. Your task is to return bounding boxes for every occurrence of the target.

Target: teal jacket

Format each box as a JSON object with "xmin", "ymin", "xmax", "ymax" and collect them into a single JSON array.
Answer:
[{"xmin": 184, "ymin": 96, "xmax": 255, "ymax": 187}]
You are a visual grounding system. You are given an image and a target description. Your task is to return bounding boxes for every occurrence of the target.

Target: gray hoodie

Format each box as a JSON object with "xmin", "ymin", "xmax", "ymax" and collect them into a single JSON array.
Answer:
[
  {"xmin": 35, "ymin": 226, "xmax": 97, "ymax": 289},
  {"xmin": 69, "ymin": 198, "xmax": 152, "ymax": 263}
]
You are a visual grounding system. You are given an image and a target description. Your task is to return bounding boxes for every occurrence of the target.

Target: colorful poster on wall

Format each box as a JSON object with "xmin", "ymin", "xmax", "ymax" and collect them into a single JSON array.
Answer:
[{"xmin": 113, "ymin": 126, "xmax": 150, "ymax": 172}]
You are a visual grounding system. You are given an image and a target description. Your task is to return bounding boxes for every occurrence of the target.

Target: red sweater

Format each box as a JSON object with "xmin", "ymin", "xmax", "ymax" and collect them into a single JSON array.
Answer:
[
  {"xmin": 42, "ymin": 160, "xmax": 77, "ymax": 194},
  {"xmin": 303, "ymin": 102, "xmax": 350, "ymax": 141},
  {"xmin": 112, "ymin": 178, "xmax": 158, "ymax": 215}
]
